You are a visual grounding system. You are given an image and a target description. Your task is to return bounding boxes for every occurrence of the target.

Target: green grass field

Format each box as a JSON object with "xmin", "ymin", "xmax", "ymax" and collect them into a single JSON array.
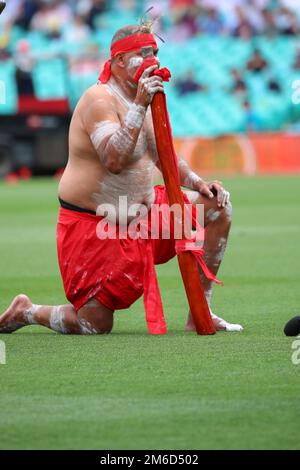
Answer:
[{"xmin": 0, "ymin": 175, "xmax": 300, "ymax": 450}]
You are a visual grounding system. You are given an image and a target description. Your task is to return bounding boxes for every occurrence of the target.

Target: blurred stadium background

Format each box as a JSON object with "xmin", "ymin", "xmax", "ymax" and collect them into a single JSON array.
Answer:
[{"xmin": 1, "ymin": 0, "xmax": 300, "ymax": 177}]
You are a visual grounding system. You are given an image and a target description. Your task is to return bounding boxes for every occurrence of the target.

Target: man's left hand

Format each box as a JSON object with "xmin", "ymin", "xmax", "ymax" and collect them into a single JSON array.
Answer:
[
  {"xmin": 208, "ymin": 180, "xmax": 230, "ymax": 207},
  {"xmin": 194, "ymin": 179, "xmax": 230, "ymax": 208}
]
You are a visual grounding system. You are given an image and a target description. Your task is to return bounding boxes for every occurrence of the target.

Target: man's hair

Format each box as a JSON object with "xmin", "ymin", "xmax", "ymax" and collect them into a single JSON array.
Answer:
[
  {"xmin": 111, "ymin": 23, "xmax": 153, "ymax": 46},
  {"xmin": 110, "ymin": 23, "xmax": 154, "ymax": 65}
]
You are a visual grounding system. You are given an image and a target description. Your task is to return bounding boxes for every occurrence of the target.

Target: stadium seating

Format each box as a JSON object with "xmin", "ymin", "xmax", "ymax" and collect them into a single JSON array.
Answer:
[
  {"xmin": 1, "ymin": 22, "xmax": 300, "ymax": 135},
  {"xmin": 33, "ymin": 58, "xmax": 68, "ymax": 100}
]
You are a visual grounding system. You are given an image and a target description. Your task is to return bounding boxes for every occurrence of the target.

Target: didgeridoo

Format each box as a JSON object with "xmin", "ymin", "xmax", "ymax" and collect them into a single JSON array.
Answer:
[{"xmin": 150, "ymin": 92, "xmax": 216, "ymax": 335}]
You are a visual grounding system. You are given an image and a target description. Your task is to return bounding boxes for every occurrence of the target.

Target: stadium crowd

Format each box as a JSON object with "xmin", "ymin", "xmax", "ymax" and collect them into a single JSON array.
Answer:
[
  {"xmin": 1, "ymin": 0, "xmax": 300, "ymax": 40},
  {"xmin": 1, "ymin": 0, "xmax": 300, "ymax": 135}
]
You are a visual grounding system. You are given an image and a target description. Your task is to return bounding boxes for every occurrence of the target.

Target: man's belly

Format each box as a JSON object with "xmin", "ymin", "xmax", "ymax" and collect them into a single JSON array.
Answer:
[
  {"xmin": 94, "ymin": 162, "xmax": 156, "ymax": 223},
  {"xmin": 59, "ymin": 159, "xmax": 156, "ymax": 224}
]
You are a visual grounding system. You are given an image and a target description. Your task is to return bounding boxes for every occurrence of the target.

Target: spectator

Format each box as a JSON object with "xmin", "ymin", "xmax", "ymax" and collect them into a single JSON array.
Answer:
[
  {"xmin": 169, "ymin": 7, "xmax": 199, "ymax": 41},
  {"xmin": 85, "ymin": 0, "xmax": 108, "ymax": 30},
  {"xmin": 118, "ymin": 0, "xmax": 138, "ymax": 13},
  {"xmin": 198, "ymin": 7, "xmax": 225, "ymax": 35},
  {"xmin": 63, "ymin": 14, "xmax": 92, "ymax": 43},
  {"xmin": 0, "ymin": 47, "xmax": 11, "ymax": 61},
  {"xmin": 242, "ymin": 99, "xmax": 261, "ymax": 131},
  {"xmin": 233, "ymin": 6, "xmax": 255, "ymax": 39},
  {"xmin": 0, "ymin": 21, "xmax": 12, "ymax": 51},
  {"xmin": 246, "ymin": 49, "xmax": 268, "ymax": 73},
  {"xmin": 267, "ymin": 76, "xmax": 281, "ymax": 93},
  {"xmin": 239, "ymin": 0, "xmax": 266, "ymax": 35},
  {"xmin": 68, "ymin": 42, "xmax": 101, "ymax": 75},
  {"xmin": 14, "ymin": 1, "xmax": 39, "ymax": 31},
  {"xmin": 175, "ymin": 70, "xmax": 207, "ymax": 96},
  {"xmin": 261, "ymin": 8, "xmax": 277, "ymax": 37},
  {"xmin": 293, "ymin": 47, "xmax": 300, "ymax": 70},
  {"xmin": 14, "ymin": 39, "xmax": 35, "ymax": 97},
  {"xmin": 170, "ymin": 0, "xmax": 197, "ymax": 13},
  {"xmin": 230, "ymin": 68, "xmax": 247, "ymax": 96},
  {"xmin": 275, "ymin": 6, "xmax": 299, "ymax": 36},
  {"xmin": 30, "ymin": 0, "xmax": 72, "ymax": 39}
]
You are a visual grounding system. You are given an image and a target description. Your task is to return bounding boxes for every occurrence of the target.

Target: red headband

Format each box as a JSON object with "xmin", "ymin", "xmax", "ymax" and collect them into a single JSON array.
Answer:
[{"xmin": 99, "ymin": 33, "xmax": 158, "ymax": 83}]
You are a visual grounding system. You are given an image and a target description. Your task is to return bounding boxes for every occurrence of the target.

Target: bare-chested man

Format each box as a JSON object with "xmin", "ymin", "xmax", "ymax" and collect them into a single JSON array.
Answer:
[{"xmin": 0, "ymin": 24, "xmax": 243, "ymax": 335}]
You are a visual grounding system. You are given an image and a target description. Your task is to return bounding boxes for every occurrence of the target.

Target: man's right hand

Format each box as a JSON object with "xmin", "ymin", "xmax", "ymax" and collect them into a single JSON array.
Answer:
[{"xmin": 135, "ymin": 65, "xmax": 164, "ymax": 107}]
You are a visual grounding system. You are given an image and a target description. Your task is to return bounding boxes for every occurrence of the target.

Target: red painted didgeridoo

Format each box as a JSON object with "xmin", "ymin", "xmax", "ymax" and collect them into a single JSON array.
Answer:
[{"xmin": 151, "ymin": 92, "xmax": 216, "ymax": 335}]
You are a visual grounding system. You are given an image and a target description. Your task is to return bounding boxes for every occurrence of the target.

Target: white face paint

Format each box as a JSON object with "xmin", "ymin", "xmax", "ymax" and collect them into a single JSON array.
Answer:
[{"xmin": 127, "ymin": 56, "xmax": 143, "ymax": 72}]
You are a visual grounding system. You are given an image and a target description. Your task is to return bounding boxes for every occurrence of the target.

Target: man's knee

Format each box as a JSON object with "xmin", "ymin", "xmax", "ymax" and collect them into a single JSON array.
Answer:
[
  {"xmin": 95, "ymin": 315, "xmax": 113, "ymax": 334},
  {"xmin": 78, "ymin": 315, "xmax": 113, "ymax": 335},
  {"xmin": 95, "ymin": 320, "xmax": 113, "ymax": 335},
  {"xmin": 205, "ymin": 200, "xmax": 232, "ymax": 226},
  {"xmin": 77, "ymin": 300, "xmax": 114, "ymax": 335}
]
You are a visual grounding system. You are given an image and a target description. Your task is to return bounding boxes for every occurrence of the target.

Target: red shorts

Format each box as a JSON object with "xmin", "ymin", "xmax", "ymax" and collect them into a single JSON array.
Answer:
[{"xmin": 57, "ymin": 185, "xmax": 192, "ymax": 312}]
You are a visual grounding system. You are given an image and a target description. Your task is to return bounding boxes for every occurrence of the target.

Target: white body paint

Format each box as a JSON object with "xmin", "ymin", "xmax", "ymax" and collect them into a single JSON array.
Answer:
[
  {"xmin": 91, "ymin": 78, "xmax": 157, "ymax": 221},
  {"xmin": 105, "ymin": 78, "xmax": 133, "ymax": 107},
  {"xmin": 182, "ymin": 168, "xmax": 201, "ymax": 189},
  {"xmin": 225, "ymin": 201, "xmax": 233, "ymax": 218},
  {"xmin": 50, "ymin": 306, "xmax": 68, "ymax": 334},
  {"xmin": 110, "ymin": 128, "xmax": 147, "ymax": 161},
  {"xmin": 91, "ymin": 121, "xmax": 120, "ymax": 152},
  {"xmin": 24, "ymin": 304, "xmax": 40, "ymax": 325},
  {"xmin": 124, "ymin": 103, "xmax": 146, "ymax": 130},
  {"xmin": 215, "ymin": 237, "xmax": 227, "ymax": 263},
  {"xmin": 93, "ymin": 79, "xmax": 147, "ymax": 163},
  {"xmin": 94, "ymin": 161, "xmax": 156, "ymax": 222},
  {"xmin": 79, "ymin": 318, "xmax": 98, "ymax": 335},
  {"xmin": 206, "ymin": 208, "xmax": 221, "ymax": 223}
]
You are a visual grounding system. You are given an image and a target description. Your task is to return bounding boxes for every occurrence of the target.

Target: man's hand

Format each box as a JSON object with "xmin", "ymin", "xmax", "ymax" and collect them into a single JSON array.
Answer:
[
  {"xmin": 194, "ymin": 179, "xmax": 230, "ymax": 208},
  {"xmin": 135, "ymin": 65, "xmax": 164, "ymax": 107}
]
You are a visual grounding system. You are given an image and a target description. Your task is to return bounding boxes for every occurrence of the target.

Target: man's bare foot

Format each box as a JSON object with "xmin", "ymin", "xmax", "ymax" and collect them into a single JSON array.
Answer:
[
  {"xmin": 210, "ymin": 312, "xmax": 243, "ymax": 332},
  {"xmin": 185, "ymin": 311, "xmax": 243, "ymax": 332},
  {"xmin": 185, "ymin": 318, "xmax": 197, "ymax": 332},
  {"xmin": 0, "ymin": 294, "xmax": 32, "ymax": 333}
]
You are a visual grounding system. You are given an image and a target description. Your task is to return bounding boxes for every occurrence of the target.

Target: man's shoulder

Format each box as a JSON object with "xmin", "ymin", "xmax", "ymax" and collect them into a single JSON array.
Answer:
[
  {"xmin": 81, "ymin": 82, "xmax": 115, "ymax": 108},
  {"xmin": 77, "ymin": 83, "xmax": 118, "ymax": 128}
]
